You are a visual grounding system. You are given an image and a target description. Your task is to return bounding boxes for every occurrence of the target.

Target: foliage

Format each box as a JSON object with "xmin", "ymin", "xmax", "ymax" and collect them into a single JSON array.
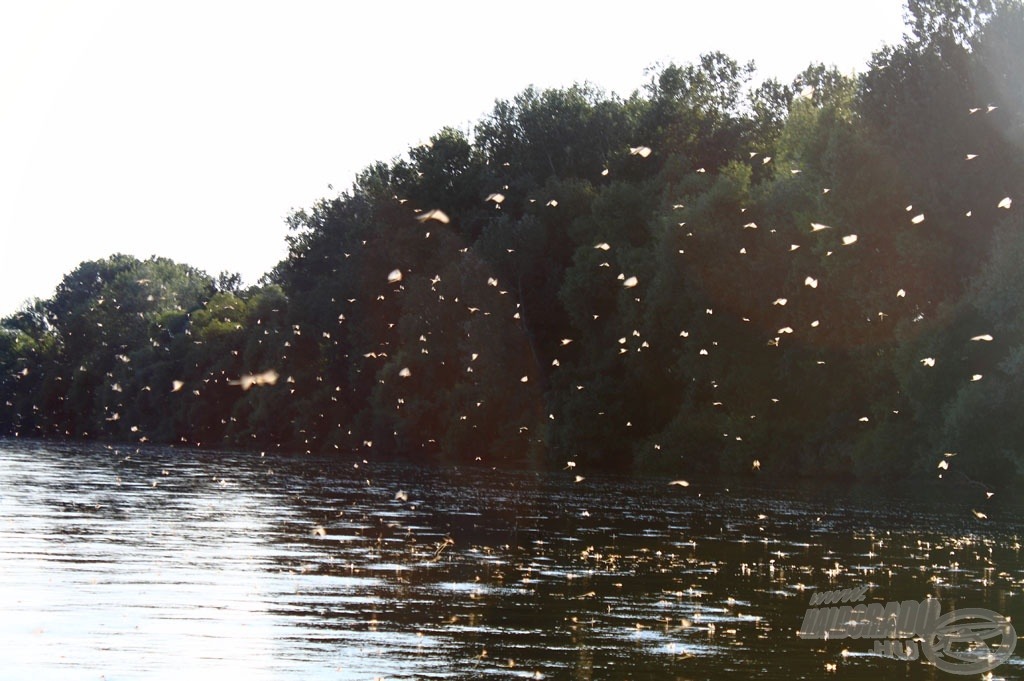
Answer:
[{"xmin": 2, "ymin": 0, "xmax": 1022, "ymax": 488}]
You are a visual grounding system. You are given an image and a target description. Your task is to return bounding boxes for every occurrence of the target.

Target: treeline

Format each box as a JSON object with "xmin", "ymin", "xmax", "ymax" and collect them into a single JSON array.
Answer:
[{"xmin": 2, "ymin": 1, "xmax": 1023, "ymax": 484}]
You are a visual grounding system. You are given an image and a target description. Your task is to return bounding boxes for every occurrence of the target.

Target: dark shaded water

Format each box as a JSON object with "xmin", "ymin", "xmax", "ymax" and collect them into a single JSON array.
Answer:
[{"xmin": 1, "ymin": 439, "xmax": 1022, "ymax": 680}]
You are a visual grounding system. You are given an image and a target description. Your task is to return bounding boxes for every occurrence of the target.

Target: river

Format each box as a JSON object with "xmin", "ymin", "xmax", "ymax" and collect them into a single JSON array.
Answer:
[{"xmin": 0, "ymin": 438, "xmax": 1021, "ymax": 679}]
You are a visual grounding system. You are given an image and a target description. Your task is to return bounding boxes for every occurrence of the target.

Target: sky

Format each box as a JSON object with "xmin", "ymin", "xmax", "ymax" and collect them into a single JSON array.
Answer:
[{"xmin": 0, "ymin": 0, "xmax": 909, "ymax": 317}]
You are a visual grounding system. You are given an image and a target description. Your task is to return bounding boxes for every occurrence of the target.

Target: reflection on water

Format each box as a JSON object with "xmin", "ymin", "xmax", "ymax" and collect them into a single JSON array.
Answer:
[{"xmin": 1, "ymin": 438, "xmax": 1022, "ymax": 679}]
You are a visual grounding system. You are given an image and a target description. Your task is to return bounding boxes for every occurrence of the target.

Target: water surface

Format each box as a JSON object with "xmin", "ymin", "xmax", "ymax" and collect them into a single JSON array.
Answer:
[{"xmin": 1, "ymin": 439, "xmax": 1022, "ymax": 679}]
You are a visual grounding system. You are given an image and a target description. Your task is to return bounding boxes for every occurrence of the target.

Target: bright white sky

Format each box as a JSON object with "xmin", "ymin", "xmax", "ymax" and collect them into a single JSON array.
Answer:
[{"xmin": 0, "ymin": 0, "xmax": 907, "ymax": 317}]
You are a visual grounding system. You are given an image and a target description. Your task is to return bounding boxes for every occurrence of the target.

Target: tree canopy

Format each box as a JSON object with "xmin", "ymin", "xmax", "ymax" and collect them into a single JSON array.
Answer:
[{"xmin": 3, "ymin": 0, "xmax": 1022, "ymax": 488}]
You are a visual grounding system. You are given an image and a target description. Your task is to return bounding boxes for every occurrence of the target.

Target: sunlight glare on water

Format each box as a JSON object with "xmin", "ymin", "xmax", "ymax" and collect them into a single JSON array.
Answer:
[{"xmin": 1, "ymin": 439, "xmax": 1022, "ymax": 679}]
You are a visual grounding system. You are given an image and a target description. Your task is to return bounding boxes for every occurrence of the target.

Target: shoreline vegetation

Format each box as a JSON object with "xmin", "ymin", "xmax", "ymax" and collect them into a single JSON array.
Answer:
[{"xmin": 2, "ymin": 1, "xmax": 1023, "ymax": 487}]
